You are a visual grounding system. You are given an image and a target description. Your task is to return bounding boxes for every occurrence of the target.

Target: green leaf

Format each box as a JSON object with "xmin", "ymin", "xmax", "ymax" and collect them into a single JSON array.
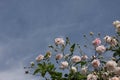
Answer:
[
  {"xmin": 33, "ymin": 68, "xmax": 41, "ymax": 75},
  {"xmin": 70, "ymin": 43, "xmax": 76, "ymax": 53}
]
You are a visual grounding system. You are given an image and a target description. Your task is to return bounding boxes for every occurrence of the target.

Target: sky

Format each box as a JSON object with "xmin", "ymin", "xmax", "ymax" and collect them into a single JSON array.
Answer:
[{"xmin": 0, "ymin": 0, "xmax": 120, "ymax": 80}]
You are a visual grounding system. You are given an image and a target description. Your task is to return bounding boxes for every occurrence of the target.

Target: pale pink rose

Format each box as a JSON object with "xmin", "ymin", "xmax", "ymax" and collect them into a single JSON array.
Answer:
[
  {"xmin": 110, "ymin": 38, "xmax": 118, "ymax": 47},
  {"xmin": 104, "ymin": 36, "xmax": 118, "ymax": 47},
  {"xmin": 60, "ymin": 61, "xmax": 68, "ymax": 69},
  {"xmin": 104, "ymin": 36, "xmax": 112, "ymax": 43},
  {"xmin": 106, "ymin": 60, "xmax": 117, "ymax": 71},
  {"xmin": 92, "ymin": 38, "xmax": 101, "ymax": 46},
  {"xmin": 55, "ymin": 38, "xmax": 65, "ymax": 45},
  {"xmin": 70, "ymin": 66, "xmax": 77, "ymax": 73},
  {"xmin": 36, "ymin": 54, "xmax": 44, "ymax": 62},
  {"xmin": 71, "ymin": 55, "xmax": 81, "ymax": 63},
  {"xmin": 87, "ymin": 74, "xmax": 98, "ymax": 80},
  {"xmin": 56, "ymin": 54, "xmax": 63, "ymax": 60},
  {"xmin": 92, "ymin": 59, "xmax": 100, "ymax": 68},
  {"xmin": 113, "ymin": 20, "xmax": 120, "ymax": 27},
  {"xmin": 81, "ymin": 55, "xmax": 88, "ymax": 60},
  {"xmin": 81, "ymin": 67, "xmax": 87, "ymax": 75},
  {"xmin": 96, "ymin": 45, "xmax": 106, "ymax": 54},
  {"xmin": 114, "ymin": 67, "xmax": 120, "ymax": 75},
  {"xmin": 110, "ymin": 77, "xmax": 119, "ymax": 80}
]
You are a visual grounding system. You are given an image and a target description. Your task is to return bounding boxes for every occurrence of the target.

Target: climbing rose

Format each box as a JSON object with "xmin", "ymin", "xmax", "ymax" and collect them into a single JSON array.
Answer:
[
  {"xmin": 71, "ymin": 55, "xmax": 81, "ymax": 63},
  {"xmin": 36, "ymin": 54, "xmax": 44, "ymax": 62},
  {"xmin": 106, "ymin": 60, "xmax": 117, "ymax": 71},
  {"xmin": 87, "ymin": 74, "xmax": 98, "ymax": 80},
  {"xmin": 55, "ymin": 38, "xmax": 65, "ymax": 45},
  {"xmin": 60, "ymin": 61, "xmax": 68, "ymax": 69},
  {"xmin": 92, "ymin": 59, "xmax": 100, "ymax": 68},
  {"xmin": 96, "ymin": 45, "xmax": 106, "ymax": 54},
  {"xmin": 92, "ymin": 38, "xmax": 101, "ymax": 46}
]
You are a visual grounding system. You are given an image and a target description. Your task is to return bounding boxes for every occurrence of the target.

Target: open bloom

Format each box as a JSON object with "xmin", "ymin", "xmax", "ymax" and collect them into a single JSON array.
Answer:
[
  {"xmin": 81, "ymin": 67, "xmax": 87, "ymax": 75},
  {"xmin": 104, "ymin": 36, "xmax": 118, "ymax": 47},
  {"xmin": 56, "ymin": 53, "xmax": 63, "ymax": 60},
  {"xmin": 70, "ymin": 66, "xmax": 77, "ymax": 73},
  {"xmin": 71, "ymin": 55, "xmax": 81, "ymax": 63},
  {"xmin": 36, "ymin": 54, "xmax": 44, "ymax": 62},
  {"xmin": 87, "ymin": 74, "xmax": 98, "ymax": 80},
  {"xmin": 60, "ymin": 61, "xmax": 68, "ymax": 69},
  {"xmin": 92, "ymin": 38, "xmax": 101, "ymax": 46},
  {"xmin": 106, "ymin": 60, "xmax": 117, "ymax": 71},
  {"xmin": 104, "ymin": 36, "xmax": 112, "ymax": 43},
  {"xmin": 114, "ymin": 67, "xmax": 120, "ymax": 75},
  {"xmin": 92, "ymin": 59, "xmax": 100, "ymax": 68},
  {"xmin": 96, "ymin": 45, "xmax": 106, "ymax": 54},
  {"xmin": 55, "ymin": 38, "xmax": 65, "ymax": 45},
  {"xmin": 113, "ymin": 20, "xmax": 120, "ymax": 32},
  {"xmin": 109, "ymin": 76, "xmax": 119, "ymax": 80}
]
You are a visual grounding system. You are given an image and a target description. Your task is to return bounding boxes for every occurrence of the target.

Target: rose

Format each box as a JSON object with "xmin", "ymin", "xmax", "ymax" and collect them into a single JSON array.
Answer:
[
  {"xmin": 81, "ymin": 67, "xmax": 87, "ymax": 75},
  {"xmin": 106, "ymin": 60, "xmax": 117, "ymax": 71},
  {"xmin": 71, "ymin": 55, "xmax": 81, "ymax": 63},
  {"xmin": 70, "ymin": 66, "xmax": 77, "ymax": 73},
  {"xmin": 110, "ymin": 76, "xmax": 119, "ymax": 80},
  {"xmin": 55, "ymin": 38, "xmax": 65, "ymax": 45},
  {"xmin": 60, "ymin": 61, "xmax": 68, "ymax": 69},
  {"xmin": 56, "ymin": 54, "xmax": 63, "ymax": 60},
  {"xmin": 36, "ymin": 54, "xmax": 44, "ymax": 62},
  {"xmin": 92, "ymin": 38, "xmax": 101, "ymax": 46},
  {"xmin": 91, "ymin": 59, "xmax": 100, "ymax": 68},
  {"xmin": 96, "ymin": 45, "xmax": 106, "ymax": 54},
  {"xmin": 87, "ymin": 74, "xmax": 98, "ymax": 80}
]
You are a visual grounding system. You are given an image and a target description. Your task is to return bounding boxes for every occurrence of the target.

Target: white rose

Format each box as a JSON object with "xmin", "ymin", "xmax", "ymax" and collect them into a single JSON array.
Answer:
[
  {"xmin": 70, "ymin": 66, "xmax": 77, "ymax": 73},
  {"xmin": 71, "ymin": 55, "xmax": 81, "ymax": 63},
  {"xmin": 106, "ymin": 60, "xmax": 117, "ymax": 71},
  {"xmin": 96, "ymin": 45, "xmax": 106, "ymax": 54},
  {"xmin": 55, "ymin": 38, "xmax": 65, "ymax": 45},
  {"xmin": 81, "ymin": 67, "xmax": 87, "ymax": 75},
  {"xmin": 87, "ymin": 74, "xmax": 98, "ymax": 80},
  {"xmin": 92, "ymin": 59, "xmax": 100, "ymax": 68},
  {"xmin": 60, "ymin": 61, "xmax": 68, "ymax": 69},
  {"xmin": 36, "ymin": 54, "xmax": 44, "ymax": 62}
]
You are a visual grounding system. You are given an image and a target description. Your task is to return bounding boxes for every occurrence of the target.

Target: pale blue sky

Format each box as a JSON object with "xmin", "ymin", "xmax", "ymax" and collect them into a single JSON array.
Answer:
[{"xmin": 0, "ymin": 0, "xmax": 120, "ymax": 80}]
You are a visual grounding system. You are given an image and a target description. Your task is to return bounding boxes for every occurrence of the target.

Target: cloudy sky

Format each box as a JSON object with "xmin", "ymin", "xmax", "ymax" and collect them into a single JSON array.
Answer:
[{"xmin": 0, "ymin": 0, "xmax": 120, "ymax": 80}]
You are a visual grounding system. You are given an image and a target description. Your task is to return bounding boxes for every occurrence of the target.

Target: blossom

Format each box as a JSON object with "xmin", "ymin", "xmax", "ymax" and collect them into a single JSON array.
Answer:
[
  {"xmin": 104, "ymin": 36, "xmax": 118, "ymax": 47},
  {"xmin": 106, "ymin": 60, "xmax": 117, "ymax": 71},
  {"xmin": 113, "ymin": 20, "xmax": 120, "ymax": 26},
  {"xmin": 104, "ymin": 36, "xmax": 112, "ymax": 43},
  {"xmin": 60, "ymin": 61, "xmax": 68, "ymax": 69},
  {"xmin": 81, "ymin": 55, "xmax": 88, "ymax": 60},
  {"xmin": 87, "ymin": 74, "xmax": 98, "ymax": 80},
  {"xmin": 96, "ymin": 45, "xmax": 106, "ymax": 54},
  {"xmin": 71, "ymin": 55, "xmax": 81, "ymax": 63},
  {"xmin": 92, "ymin": 59, "xmax": 100, "ymax": 68},
  {"xmin": 114, "ymin": 67, "xmax": 120, "ymax": 75},
  {"xmin": 92, "ymin": 38, "xmax": 101, "ymax": 46},
  {"xmin": 36, "ymin": 54, "xmax": 44, "ymax": 62},
  {"xmin": 55, "ymin": 38, "xmax": 65, "ymax": 45},
  {"xmin": 70, "ymin": 66, "xmax": 77, "ymax": 73},
  {"xmin": 81, "ymin": 67, "xmax": 87, "ymax": 75},
  {"xmin": 113, "ymin": 20, "xmax": 120, "ymax": 32},
  {"xmin": 56, "ymin": 53, "xmax": 63, "ymax": 60},
  {"xmin": 109, "ymin": 76, "xmax": 119, "ymax": 80}
]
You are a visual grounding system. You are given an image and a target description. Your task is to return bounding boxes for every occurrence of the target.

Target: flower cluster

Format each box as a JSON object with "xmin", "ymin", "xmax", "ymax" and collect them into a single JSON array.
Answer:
[{"xmin": 25, "ymin": 20, "xmax": 120, "ymax": 80}]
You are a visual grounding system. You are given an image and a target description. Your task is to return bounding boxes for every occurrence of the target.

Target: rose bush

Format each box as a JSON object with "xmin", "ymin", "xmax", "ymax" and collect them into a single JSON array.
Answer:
[{"xmin": 25, "ymin": 20, "xmax": 120, "ymax": 80}]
